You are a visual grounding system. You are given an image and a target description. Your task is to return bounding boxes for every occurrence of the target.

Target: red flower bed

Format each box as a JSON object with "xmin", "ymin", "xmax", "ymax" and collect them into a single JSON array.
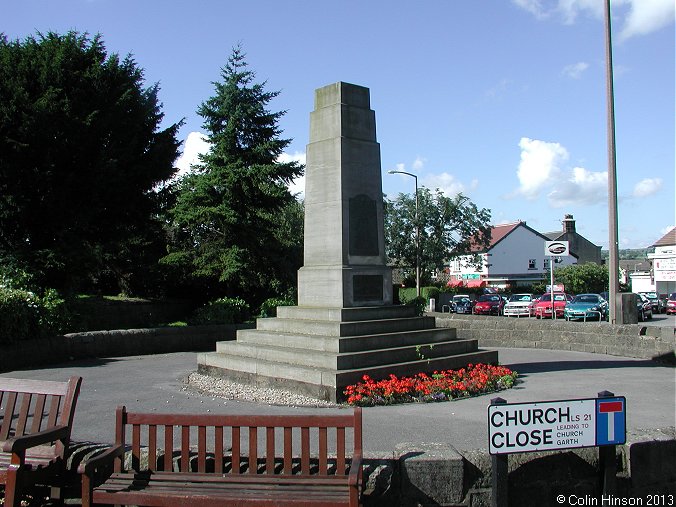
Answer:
[{"xmin": 344, "ymin": 363, "xmax": 518, "ymax": 406}]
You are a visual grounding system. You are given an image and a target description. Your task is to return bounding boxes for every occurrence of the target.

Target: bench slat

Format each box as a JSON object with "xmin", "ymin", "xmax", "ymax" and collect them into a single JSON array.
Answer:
[
  {"xmin": 0, "ymin": 392, "xmax": 17, "ymax": 440},
  {"xmin": 30, "ymin": 394, "xmax": 47, "ymax": 434},
  {"xmin": 214, "ymin": 426, "xmax": 223, "ymax": 474},
  {"xmin": 0, "ymin": 378, "xmax": 70, "ymax": 396}
]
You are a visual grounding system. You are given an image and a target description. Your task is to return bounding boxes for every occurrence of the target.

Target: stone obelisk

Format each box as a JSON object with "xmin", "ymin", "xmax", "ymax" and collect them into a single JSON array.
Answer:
[
  {"xmin": 298, "ymin": 82, "xmax": 393, "ymax": 308},
  {"xmin": 198, "ymin": 82, "xmax": 497, "ymax": 402}
]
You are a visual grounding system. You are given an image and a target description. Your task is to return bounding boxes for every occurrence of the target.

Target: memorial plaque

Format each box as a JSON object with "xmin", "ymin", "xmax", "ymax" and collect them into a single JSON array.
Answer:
[
  {"xmin": 349, "ymin": 194, "xmax": 378, "ymax": 256},
  {"xmin": 353, "ymin": 275, "xmax": 383, "ymax": 302}
]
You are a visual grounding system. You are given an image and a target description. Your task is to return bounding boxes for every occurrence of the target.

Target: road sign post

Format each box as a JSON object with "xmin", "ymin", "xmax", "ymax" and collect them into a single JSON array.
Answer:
[
  {"xmin": 490, "ymin": 397, "xmax": 508, "ymax": 507},
  {"xmin": 598, "ymin": 390, "xmax": 620, "ymax": 495}
]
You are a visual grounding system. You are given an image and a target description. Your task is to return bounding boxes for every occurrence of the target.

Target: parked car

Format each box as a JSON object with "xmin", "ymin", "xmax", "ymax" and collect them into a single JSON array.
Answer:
[
  {"xmin": 667, "ymin": 293, "xmax": 676, "ymax": 315},
  {"xmin": 639, "ymin": 292, "xmax": 666, "ymax": 314},
  {"xmin": 452, "ymin": 295, "xmax": 474, "ymax": 314},
  {"xmin": 473, "ymin": 294, "xmax": 505, "ymax": 315},
  {"xmin": 528, "ymin": 295, "xmax": 542, "ymax": 317},
  {"xmin": 503, "ymin": 293, "xmax": 535, "ymax": 317},
  {"xmin": 534, "ymin": 292, "xmax": 572, "ymax": 319},
  {"xmin": 634, "ymin": 293, "xmax": 653, "ymax": 322},
  {"xmin": 564, "ymin": 293, "xmax": 608, "ymax": 321}
]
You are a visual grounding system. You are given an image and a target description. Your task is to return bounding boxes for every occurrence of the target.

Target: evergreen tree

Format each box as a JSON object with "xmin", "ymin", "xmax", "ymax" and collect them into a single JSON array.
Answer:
[
  {"xmin": 0, "ymin": 31, "xmax": 182, "ymax": 294},
  {"xmin": 164, "ymin": 45, "xmax": 303, "ymax": 302}
]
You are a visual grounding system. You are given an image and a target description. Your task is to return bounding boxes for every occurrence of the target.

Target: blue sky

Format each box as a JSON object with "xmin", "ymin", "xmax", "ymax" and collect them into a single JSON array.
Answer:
[{"xmin": 5, "ymin": 0, "xmax": 674, "ymax": 249}]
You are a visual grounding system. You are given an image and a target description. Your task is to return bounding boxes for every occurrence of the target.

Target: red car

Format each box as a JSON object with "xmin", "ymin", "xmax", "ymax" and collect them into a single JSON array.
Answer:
[
  {"xmin": 473, "ymin": 294, "xmax": 505, "ymax": 315},
  {"xmin": 534, "ymin": 292, "xmax": 572, "ymax": 319},
  {"xmin": 667, "ymin": 293, "xmax": 676, "ymax": 315}
]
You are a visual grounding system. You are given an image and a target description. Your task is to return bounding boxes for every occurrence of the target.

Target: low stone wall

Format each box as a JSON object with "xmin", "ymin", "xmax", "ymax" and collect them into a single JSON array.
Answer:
[
  {"xmin": 358, "ymin": 429, "xmax": 676, "ymax": 506},
  {"xmin": 433, "ymin": 313, "xmax": 675, "ymax": 362},
  {"xmin": 0, "ymin": 324, "xmax": 251, "ymax": 372}
]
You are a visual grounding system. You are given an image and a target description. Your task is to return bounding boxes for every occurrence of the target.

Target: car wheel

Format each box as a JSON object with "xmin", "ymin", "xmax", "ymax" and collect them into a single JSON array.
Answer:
[{"xmin": 638, "ymin": 310, "xmax": 644, "ymax": 322}]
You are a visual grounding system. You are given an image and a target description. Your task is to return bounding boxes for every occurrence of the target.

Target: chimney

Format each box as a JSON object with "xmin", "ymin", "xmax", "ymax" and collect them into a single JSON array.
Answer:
[{"xmin": 563, "ymin": 214, "xmax": 576, "ymax": 233}]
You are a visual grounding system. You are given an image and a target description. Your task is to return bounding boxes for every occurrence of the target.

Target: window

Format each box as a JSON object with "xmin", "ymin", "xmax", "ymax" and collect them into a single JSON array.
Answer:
[
  {"xmin": 544, "ymin": 259, "xmax": 548, "ymax": 270},
  {"xmin": 528, "ymin": 259, "xmax": 536, "ymax": 270}
]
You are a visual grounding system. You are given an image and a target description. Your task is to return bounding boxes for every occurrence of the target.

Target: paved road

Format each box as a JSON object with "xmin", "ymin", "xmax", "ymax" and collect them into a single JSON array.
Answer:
[{"xmin": 2, "ymin": 347, "xmax": 674, "ymax": 453}]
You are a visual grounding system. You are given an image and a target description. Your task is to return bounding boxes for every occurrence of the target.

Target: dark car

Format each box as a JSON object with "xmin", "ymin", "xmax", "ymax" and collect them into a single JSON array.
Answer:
[
  {"xmin": 639, "ymin": 292, "xmax": 666, "ymax": 314},
  {"xmin": 452, "ymin": 295, "xmax": 474, "ymax": 314},
  {"xmin": 473, "ymin": 294, "xmax": 505, "ymax": 315},
  {"xmin": 634, "ymin": 293, "xmax": 653, "ymax": 322}
]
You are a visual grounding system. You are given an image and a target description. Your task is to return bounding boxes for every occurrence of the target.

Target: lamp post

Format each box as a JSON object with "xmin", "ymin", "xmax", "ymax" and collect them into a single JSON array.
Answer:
[{"xmin": 387, "ymin": 170, "xmax": 420, "ymax": 298}]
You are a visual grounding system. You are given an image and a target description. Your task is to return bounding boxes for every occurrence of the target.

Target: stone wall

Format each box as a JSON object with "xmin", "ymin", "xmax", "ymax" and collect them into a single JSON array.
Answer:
[
  {"xmin": 433, "ymin": 313, "xmax": 675, "ymax": 362},
  {"xmin": 358, "ymin": 428, "xmax": 675, "ymax": 506},
  {"xmin": 0, "ymin": 324, "xmax": 251, "ymax": 372}
]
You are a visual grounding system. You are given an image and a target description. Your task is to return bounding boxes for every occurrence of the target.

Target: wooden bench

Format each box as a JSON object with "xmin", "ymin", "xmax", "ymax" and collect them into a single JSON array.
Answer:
[
  {"xmin": 0, "ymin": 375, "xmax": 82, "ymax": 507},
  {"xmin": 80, "ymin": 406, "xmax": 363, "ymax": 506}
]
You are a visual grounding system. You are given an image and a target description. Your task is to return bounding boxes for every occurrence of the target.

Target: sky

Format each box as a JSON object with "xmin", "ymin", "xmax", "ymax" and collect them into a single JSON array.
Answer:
[{"xmin": 4, "ymin": 0, "xmax": 675, "ymax": 250}]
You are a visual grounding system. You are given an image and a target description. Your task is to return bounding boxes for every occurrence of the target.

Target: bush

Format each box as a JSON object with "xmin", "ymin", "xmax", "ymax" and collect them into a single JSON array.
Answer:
[
  {"xmin": 189, "ymin": 297, "xmax": 250, "ymax": 325},
  {"xmin": 0, "ymin": 286, "xmax": 71, "ymax": 345},
  {"xmin": 258, "ymin": 296, "xmax": 295, "ymax": 318}
]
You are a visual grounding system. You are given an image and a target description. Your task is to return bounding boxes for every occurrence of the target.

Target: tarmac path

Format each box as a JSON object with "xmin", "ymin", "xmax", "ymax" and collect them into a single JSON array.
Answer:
[{"xmin": 1, "ymin": 347, "xmax": 673, "ymax": 453}]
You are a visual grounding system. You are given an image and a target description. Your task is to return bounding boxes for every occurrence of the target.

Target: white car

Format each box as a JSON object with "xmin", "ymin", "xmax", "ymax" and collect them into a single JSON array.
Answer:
[{"xmin": 503, "ymin": 293, "xmax": 535, "ymax": 317}]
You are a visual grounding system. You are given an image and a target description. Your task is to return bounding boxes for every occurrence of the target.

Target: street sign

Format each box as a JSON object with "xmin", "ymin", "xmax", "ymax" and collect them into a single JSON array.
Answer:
[
  {"xmin": 545, "ymin": 240, "xmax": 569, "ymax": 257},
  {"xmin": 488, "ymin": 396, "xmax": 626, "ymax": 455}
]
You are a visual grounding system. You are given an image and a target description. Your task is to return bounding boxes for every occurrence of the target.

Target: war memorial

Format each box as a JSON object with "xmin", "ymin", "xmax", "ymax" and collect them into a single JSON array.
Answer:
[{"xmin": 198, "ymin": 82, "xmax": 497, "ymax": 402}]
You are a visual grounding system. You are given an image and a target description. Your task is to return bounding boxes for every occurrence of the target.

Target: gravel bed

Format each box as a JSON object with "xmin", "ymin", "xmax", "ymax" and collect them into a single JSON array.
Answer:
[{"xmin": 185, "ymin": 372, "xmax": 340, "ymax": 407}]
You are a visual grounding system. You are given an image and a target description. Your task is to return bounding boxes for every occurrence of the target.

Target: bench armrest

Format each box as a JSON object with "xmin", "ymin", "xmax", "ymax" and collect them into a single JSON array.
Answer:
[
  {"xmin": 78, "ymin": 444, "xmax": 125, "ymax": 477},
  {"xmin": 348, "ymin": 451, "xmax": 363, "ymax": 487},
  {"xmin": 2, "ymin": 424, "xmax": 70, "ymax": 457}
]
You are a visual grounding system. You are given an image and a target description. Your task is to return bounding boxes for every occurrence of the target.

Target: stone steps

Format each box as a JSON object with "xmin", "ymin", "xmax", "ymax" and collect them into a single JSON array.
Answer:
[
  {"xmin": 198, "ymin": 349, "xmax": 499, "ymax": 393},
  {"xmin": 231, "ymin": 327, "xmax": 458, "ymax": 353},
  {"xmin": 213, "ymin": 337, "xmax": 479, "ymax": 370},
  {"xmin": 198, "ymin": 305, "xmax": 499, "ymax": 402}
]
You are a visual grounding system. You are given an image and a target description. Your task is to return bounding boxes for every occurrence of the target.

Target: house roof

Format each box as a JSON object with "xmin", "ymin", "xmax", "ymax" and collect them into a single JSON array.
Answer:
[
  {"xmin": 471, "ymin": 221, "xmax": 551, "ymax": 253},
  {"xmin": 653, "ymin": 227, "xmax": 676, "ymax": 247}
]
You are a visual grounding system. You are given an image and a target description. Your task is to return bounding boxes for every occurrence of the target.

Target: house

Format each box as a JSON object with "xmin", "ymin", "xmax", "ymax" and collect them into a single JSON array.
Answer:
[
  {"xmin": 543, "ymin": 214, "xmax": 602, "ymax": 265},
  {"xmin": 447, "ymin": 214, "xmax": 602, "ymax": 290},
  {"xmin": 647, "ymin": 227, "xmax": 676, "ymax": 295},
  {"xmin": 447, "ymin": 220, "xmax": 577, "ymax": 290}
]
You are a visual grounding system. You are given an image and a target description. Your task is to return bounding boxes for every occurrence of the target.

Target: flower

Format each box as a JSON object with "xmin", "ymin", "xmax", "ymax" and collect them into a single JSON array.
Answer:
[{"xmin": 343, "ymin": 363, "xmax": 518, "ymax": 407}]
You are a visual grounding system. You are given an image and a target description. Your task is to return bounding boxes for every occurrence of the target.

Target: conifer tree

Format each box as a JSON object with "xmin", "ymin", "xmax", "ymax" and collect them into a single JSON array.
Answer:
[{"xmin": 164, "ymin": 45, "xmax": 303, "ymax": 301}]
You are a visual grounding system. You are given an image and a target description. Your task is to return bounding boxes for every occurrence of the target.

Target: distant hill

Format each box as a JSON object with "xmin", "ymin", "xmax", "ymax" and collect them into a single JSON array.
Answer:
[{"xmin": 601, "ymin": 248, "xmax": 653, "ymax": 260}]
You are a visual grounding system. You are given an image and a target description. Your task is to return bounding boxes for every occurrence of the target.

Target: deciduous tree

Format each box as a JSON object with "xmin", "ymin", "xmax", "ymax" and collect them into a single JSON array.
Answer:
[{"xmin": 385, "ymin": 188, "xmax": 491, "ymax": 285}]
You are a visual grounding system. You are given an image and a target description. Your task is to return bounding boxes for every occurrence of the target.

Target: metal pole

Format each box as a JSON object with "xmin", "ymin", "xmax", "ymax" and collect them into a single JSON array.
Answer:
[
  {"xmin": 605, "ymin": 0, "xmax": 620, "ymax": 324},
  {"xmin": 414, "ymin": 176, "xmax": 420, "ymax": 298},
  {"xmin": 550, "ymin": 256, "xmax": 556, "ymax": 320},
  {"xmin": 490, "ymin": 397, "xmax": 508, "ymax": 507}
]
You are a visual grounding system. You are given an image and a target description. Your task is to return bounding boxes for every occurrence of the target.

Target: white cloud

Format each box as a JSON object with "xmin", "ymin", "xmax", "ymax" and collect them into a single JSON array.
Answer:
[
  {"xmin": 619, "ymin": 0, "xmax": 676, "ymax": 41},
  {"xmin": 547, "ymin": 166, "xmax": 608, "ymax": 207},
  {"xmin": 513, "ymin": 0, "xmax": 674, "ymax": 40},
  {"xmin": 512, "ymin": 0, "xmax": 549, "ymax": 19},
  {"xmin": 632, "ymin": 177, "xmax": 663, "ymax": 197},
  {"xmin": 277, "ymin": 151, "xmax": 307, "ymax": 197},
  {"xmin": 175, "ymin": 131, "xmax": 209, "ymax": 178},
  {"xmin": 562, "ymin": 61, "xmax": 589, "ymax": 79},
  {"xmin": 412, "ymin": 156, "xmax": 426, "ymax": 171},
  {"xmin": 422, "ymin": 172, "xmax": 466, "ymax": 197},
  {"xmin": 515, "ymin": 137, "xmax": 568, "ymax": 199}
]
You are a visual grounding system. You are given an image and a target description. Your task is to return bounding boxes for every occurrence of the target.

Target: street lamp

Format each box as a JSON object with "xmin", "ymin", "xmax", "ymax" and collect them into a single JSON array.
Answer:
[{"xmin": 387, "ymin": 170, "xmax": 420, "ymax": 298}]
